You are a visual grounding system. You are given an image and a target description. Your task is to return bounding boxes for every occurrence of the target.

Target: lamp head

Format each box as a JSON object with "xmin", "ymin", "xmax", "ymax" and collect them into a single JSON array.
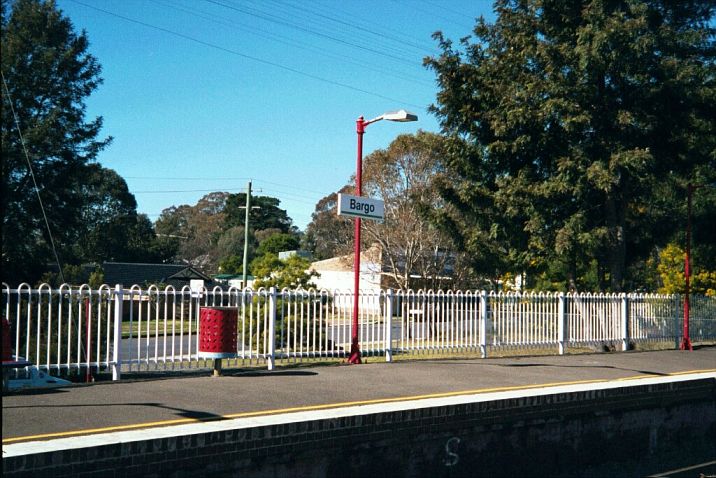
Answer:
[{"xmin": 381, "ymin": 109, "xmax": 418, "ymax": 122}]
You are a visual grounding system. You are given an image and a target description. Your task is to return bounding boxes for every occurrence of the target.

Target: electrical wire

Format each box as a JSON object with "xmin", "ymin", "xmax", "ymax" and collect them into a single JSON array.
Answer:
[
  {"xmin": 315, "ymin": 0, "xmax": 447, "ymax": 52},
  {"xmin": 1, "ymin": 71, "xmax": 66, "ymax": 284},
  {"xmin": 389, "ymin": 0, "xmax": 474, "ymax": 30},
  {"xmin": 417, "ymin": 0, "xmax": 480, "ymax": 22},
  {"xmin": 204, "ymin": 0, "xmax": 421, "ymax": 67},
  {"xmin": 67, "ymin": 0, "xmax": 426, "ymax": 111},
  {"xmin": 150, "ymin": 0, "xmax": 434, "ymax": 87},
  {"xmin": 265, "ymin": 0, "xmax": 439, "ymax": 56},
  {"xmin": 124, "ymin": 175, "xmax": 331, "ymax": 196}
]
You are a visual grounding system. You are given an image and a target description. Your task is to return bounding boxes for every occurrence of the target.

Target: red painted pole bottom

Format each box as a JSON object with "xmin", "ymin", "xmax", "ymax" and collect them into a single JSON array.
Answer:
[{"xmin": 348, "ymin": 347, "xmax": 362, "ymax": 364}]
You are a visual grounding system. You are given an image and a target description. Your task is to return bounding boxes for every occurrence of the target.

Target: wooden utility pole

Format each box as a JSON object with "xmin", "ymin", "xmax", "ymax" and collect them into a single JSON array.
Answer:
[{"xmin": 242, "ymin": 181, "xmax": 252, "ymax": 288}]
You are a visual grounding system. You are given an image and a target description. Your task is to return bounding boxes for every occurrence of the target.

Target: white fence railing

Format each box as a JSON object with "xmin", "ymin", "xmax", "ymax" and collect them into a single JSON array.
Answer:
[{"xmin": 2, "ymin": 283, "xmax": 715, "ymax": 380}]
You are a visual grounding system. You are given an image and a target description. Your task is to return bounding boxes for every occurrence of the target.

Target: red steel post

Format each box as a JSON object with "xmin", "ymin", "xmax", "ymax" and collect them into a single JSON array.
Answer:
[
  {"xmin": 348, "ymin": 117, "xmax": 366, "ymax": 364},
  {"xmin": 681, "ymin": 183, "xmax": 693, "ymax": 351}
]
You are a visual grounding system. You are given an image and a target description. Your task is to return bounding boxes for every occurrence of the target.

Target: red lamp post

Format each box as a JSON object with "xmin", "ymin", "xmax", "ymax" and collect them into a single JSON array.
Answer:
[
  {"xmin": 681, "ymin": 181, "xmax": 716, "ymax": 351},
  {"xmin": 348, "ymin": 110, "xmax": 417, "ymax": 364},
  {"xmin": 681, "ymin": 183, "xmax": 695, "ymax": 351}
]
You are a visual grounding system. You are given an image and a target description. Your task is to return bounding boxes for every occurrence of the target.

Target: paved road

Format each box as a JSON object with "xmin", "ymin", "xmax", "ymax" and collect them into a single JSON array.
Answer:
[
  {"xmin": 3, "ymin": 347, "xmax": 715, "ymax": 443},
  {"xmin": 119, "ymin": 321, "xmax": 420, "ymax": 362}
]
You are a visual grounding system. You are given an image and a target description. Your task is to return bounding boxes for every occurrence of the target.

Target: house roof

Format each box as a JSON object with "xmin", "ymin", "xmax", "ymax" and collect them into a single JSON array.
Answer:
[
  {"xmin": 213, "ymin": 274, "xmax": 255, "ymax": 280},
  {"xmin": 310, "ymin": 245, "xmax": 382, "ymax": 272},
  {"xmin": 102, "ymin": 262, "xmax": 212, "ymax": 287}
]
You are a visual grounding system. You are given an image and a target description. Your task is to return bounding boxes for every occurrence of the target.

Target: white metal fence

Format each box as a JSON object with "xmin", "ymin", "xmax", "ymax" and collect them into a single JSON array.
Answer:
[{"xmin": 2, "ymin": 283, "xmax": 715, "ymax": 380}]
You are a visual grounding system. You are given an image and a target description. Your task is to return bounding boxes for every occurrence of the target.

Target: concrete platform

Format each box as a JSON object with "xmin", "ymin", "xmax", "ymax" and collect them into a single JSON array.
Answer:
[{"xmin": 3, "ymin": 348, "xmax": 716, "ymax": 477}]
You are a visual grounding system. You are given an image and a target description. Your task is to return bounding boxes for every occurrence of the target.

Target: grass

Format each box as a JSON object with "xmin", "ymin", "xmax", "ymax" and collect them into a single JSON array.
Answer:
[{"xmin": 121, "ymin": 319, "xmax": 197, "ymax": 339}]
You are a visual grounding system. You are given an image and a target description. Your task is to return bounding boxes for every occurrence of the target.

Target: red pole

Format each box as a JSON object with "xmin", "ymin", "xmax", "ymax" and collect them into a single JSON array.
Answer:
[
  {"xmin": 680, "ymin": 183, "xmax": 693, "ymax": 351},
  {"xmin": 348, "ymin": 117, "xmax": 366, "ymax": 364},
  {"xmin": 85, "ymin": 298, "xmax": 93, "ymax": 381}
]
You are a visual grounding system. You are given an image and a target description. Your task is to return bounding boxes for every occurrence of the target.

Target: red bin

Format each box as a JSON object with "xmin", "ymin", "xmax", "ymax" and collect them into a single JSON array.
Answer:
[{"xmin": 198, "ymin": 307, "xmax": 238, "ymax": 359}]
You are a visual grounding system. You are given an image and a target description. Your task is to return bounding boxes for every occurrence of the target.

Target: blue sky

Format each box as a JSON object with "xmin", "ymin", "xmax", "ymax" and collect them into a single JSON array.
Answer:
[{"xmin": 56, "ymin": 0, "xmax": 496, "ymax": 230}]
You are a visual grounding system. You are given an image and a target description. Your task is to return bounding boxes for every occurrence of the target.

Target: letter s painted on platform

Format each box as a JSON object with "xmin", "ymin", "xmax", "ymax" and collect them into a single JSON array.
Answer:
[{"xmin": 444, "ymin": 437, "xmax": 460, "ymax": 467}]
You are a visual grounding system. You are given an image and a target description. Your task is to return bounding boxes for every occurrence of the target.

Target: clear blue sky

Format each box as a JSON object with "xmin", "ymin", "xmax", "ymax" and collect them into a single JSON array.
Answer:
[{"xmin": 56, "ymin": 0, "xmax": 496, "ymax": 230}]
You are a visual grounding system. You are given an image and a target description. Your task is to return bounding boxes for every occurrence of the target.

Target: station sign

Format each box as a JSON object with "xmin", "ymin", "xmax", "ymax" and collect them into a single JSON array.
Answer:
[{"xmin": 337, "ymin": 193, "xmax": 384, "ymax": 222}]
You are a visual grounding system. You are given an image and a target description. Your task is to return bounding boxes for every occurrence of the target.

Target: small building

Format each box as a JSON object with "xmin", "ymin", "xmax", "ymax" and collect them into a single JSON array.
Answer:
[
  {"xmin": 212, "ymin": 274, "xmax": 255, "ymax": 289},
  {"xmin": 309, "ymin": 245, "xmax": 383, "ymax": 292},
  {"xmin": 101, "ymin": 262, "xmax": 213, "ymax": 289},
  {"xmin": 278, "ymin": 250, "xmax": 313, "ymax": 261},
  {"xmin": 308, "ymin": 245, "xmax": 383, "ymax": 312}
]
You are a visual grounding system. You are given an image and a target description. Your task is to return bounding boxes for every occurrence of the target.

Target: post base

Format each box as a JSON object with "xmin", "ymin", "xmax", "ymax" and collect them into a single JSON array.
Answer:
[
  {"xmin": 347, "ymin": 351, "xmax": 362, "ymax": 364},
  {"xmin": 679, "ymin": 337, "xmax": 693, "ymax": 351}
]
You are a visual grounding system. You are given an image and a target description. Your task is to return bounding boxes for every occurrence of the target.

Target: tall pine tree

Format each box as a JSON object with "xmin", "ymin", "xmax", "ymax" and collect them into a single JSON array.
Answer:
[
  {"xmin": 426, "ymin": 0, "xmax": 716, "ymax": 291},
  {"xmin": 2, "ymin": 0, "xmax": 111, "ymax": 282}
]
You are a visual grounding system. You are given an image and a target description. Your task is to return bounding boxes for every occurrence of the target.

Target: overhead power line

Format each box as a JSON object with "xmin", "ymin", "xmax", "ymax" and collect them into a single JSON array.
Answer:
[
  {"xmin": 150, "ymin": 0, "xmax": 433, "ymax": 87},
  {"xmin": 265, "ymin": 0, "xmax": 439, "ymax": 56},
  {"xmin": 68, "ymin": 0, "xmax": 426, "ymax": 110},
  {"xmin": 390, "ymin": 0, "xmax": 474, "ymax": 30},
  {"xmin": 204, "ymin": 0, "xmax": 420, "ymax": 67},
  {"xmin": 417, "ymin": 0, "xmax": 480, "ymax": 22},
  {"xmin": 125, "ymin": 175, "xmax": 331, "ymax": 196}
]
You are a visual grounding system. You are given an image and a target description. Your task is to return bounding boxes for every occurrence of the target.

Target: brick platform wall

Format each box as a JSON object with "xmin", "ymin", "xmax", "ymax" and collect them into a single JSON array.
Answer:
[{"xmin": 4, "ymin": 379, "xmax": 715, "ymax": 478}]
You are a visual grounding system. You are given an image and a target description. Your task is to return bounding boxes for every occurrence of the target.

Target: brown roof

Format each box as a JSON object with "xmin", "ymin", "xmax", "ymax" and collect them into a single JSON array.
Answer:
[{"xmin": 309, "ymin": 245, "xmax": 382, "ymax": 272}]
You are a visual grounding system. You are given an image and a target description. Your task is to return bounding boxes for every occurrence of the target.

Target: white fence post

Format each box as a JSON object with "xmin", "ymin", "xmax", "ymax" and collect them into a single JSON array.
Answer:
[
  {"xmin": 558, "ymin": 292, "xmax": 567, "ymax": 355},
  {"xmin": 385, "ymin": 289, "xmax": 394, "ymax": 362},
  {"xmin": 621, "ymin": 293, "xmax": 630, "ymax": 351},
  {"xmin": 112, "ymin": 284, "xmax": 123, "ymax": 380},
  {"xmin": 267, "ymin": 287, "xmax": 277, "ymax": 371},
  {"xmin": 479, "ymin": 290, "xmax": 487, "ymax": 358}
]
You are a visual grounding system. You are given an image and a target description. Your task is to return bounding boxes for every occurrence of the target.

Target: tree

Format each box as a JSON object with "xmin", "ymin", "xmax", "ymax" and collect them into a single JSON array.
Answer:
[
  {"xmin": 154, "ymin": 192, "xmax": 301, "ymax": 274},
  {"xmin": 2, "ymin": 0, "xmax": 111, "ymax": 282},
  {"xmin": 256, "ymin": 233, "xmax": 299, "ymax": 257},
  {"xmin": 224, "ymin": 194, "xmax": 295, "ymax": 233},
  {"xmin": 425, "ymin": 0, "xmax": 716, "ymax": 291},
  {"xmin": 657, "ymin": 243, "xmax": 716, "ymax": 296},
  {"xmin": 251, "ymin": 254, "xmax": 318, "ymax": 290},
  {"xmin": 303, "ymin": 186, "xmax": 354, "ymax": 260},
  {"xmin": 154, "ymin": 192, "xmax": 229, "ymax": 271},
  {"xmin": 361, "ymin": 131, "xmax": 462, "ymax": 290},
  {"xmin": 75, "ymin": 165, "xmax": 170, "ymax": 263},
  {"xmin": 303, "ymin": 132, "xmax": 477, "ymax": 290},
  {"xmin": 216, "ymin": 230, "xmax": 298, "ymax": 276}
]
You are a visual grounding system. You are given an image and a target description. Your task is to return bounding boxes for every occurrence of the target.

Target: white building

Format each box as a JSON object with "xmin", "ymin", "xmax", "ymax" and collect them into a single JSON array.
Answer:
[{"xmin": 309, "ymin": 245, "xmax": 382, "ymax": 292}]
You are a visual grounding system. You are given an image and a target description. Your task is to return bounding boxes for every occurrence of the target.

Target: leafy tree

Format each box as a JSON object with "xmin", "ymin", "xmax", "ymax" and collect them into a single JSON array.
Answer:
[
  {"xmin": 657, "ymin": 243, "xmax": 716, "ymax": 296},
  {"xmin": 155, "ymin": 192, "xmax": 301, "ymax": 274},
  {"xmin": 255, "ymin": 233, "xmax": 299, "ymax": 257},
  {"xmin": 252, "ymin": 254, "xmax": 318, "ymax": 290},
  {"xmin": 225, "ymin": 194, "xmax": 295, "ymax": 233},
  {"xmin": 361, "ymin": 131, "xmax": 462, "ymax": 290},
  {"xmin": 304, "ymin": 132, "xmax": 478, "ymax": 289},
  {"xmin": 425, "ymin": 0, "xmax": 716, "ymax": 291},
  {"xmin": 217, "ymin": 254, "xmax": 243, "ymax": 275},
  {"xmin": 76, "ymin": 165, "xmax": 169, "ymax": 263},
  {"xmin": 215, "ymin": 226, "xmax": 245, "ymax": 257},
  {"xmin": 2, "ymin": 0, "xmax": 111, "ymax": 282},
  {"xmin": 154, "ymin": 193, "xmax": 229, "ymax": 271},
  {"xmin": 303, "ymin": 186, "xmax": 354, "ymax": 260}
]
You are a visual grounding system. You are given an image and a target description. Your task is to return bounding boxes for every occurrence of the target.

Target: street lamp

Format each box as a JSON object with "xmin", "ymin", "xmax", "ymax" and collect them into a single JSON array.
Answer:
[
  {"xmin": 348, "ymin": 109, "xmax": 417, "ymax": 364},
  {"xmin": 681, "ymin": 181, "xmax": 716, "ymax": 351}
]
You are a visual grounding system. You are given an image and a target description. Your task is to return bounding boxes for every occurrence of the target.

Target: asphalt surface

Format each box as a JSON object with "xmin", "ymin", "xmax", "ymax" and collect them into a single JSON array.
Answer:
[{"xmin": 3, "ymin": 347, "xmax": 715, "ymax": 443}]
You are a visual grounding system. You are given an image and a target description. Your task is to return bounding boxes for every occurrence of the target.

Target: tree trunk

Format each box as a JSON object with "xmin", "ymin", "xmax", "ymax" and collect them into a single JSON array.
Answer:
[{"xmin": 606, "ymin": 196, "xmax": 626, "ymax": 291}]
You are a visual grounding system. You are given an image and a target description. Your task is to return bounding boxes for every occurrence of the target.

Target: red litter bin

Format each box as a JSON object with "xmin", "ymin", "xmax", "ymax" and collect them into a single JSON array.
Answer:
[{"xmin": 199, "ymin": 307, "xmax": 238, "ymax": 361}]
